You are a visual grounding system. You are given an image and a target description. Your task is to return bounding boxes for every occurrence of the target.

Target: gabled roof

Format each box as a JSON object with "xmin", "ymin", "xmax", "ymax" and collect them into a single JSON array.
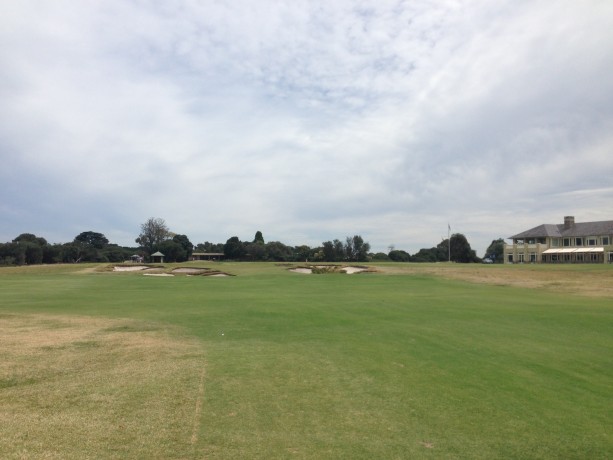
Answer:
[
  {"xmin": 510, "ymin": 224, "xmax": 561, "ymax": 239},
  {"xmin": 151, "ymin": 251, "xmax": 165, "ymax": 256},
  {"xmin": 510, "ymin": 220, "xmax": 613, "ymax": 239}
]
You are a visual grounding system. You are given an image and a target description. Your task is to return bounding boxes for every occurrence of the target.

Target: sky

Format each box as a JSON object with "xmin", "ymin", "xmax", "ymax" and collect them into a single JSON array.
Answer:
[{"xmin": 1, "ymin": 0, "xmax": 612, "ymax": 256}]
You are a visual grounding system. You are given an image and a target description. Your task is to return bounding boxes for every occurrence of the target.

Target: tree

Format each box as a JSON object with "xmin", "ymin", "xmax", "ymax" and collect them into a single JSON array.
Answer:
[
  {"xmin": 195, "ymin": 241, "xmax": 224, "ymax": 253},
  {"xmin": 74, "ymin": 231, "xmax": 109, "ymax": 249},
  {"xmin": 265, "ymin": 241, "xmax": 293, "ymax": 261},
  {"xmin": 322, "ymin": 241, "xmax": 335, "ymax": 261},
  {"xmin": 224, "ymin": 236, "xmax": 245, "ymax": 260},
  {"xmin": 253, "ymin": 231, "xmax": 265, "ymax": 245},
  {"xmin": 70, "ymin": 231, "xmax": 111, "ymax": 262},
  {"xmin": 172, "ymin": 234, "xmax": 193, "ymax": 261},
  {"xmin": 13, "ymin": 233, "xmax": 47, "ymax": 246},
  {"xmin": 11, "ymin": 233, "xmax": 48, "ymax": 264},
  {"xmin": 345, "ymin": 235, "xmax": 370, "ymax": 262},
  {"xmin": 389, "ymin": 249, "xmax": 412, "ymax": 262},
  {"xmin": 244, "ymin": 242, "xmax": 267, "ymax": 260},
  {"xmin": 485, "ymin": 238, "xmax": 505, "ymax": 262},
  {"xmin": 157, "ymin": 239, "xmax": 187, "ymax": 262},
  {"xmin": 333, "ymin": 239, "xmax": 344, "ymax": 261},
  {"xmin": 439, "ymin": 233, "xmax": 478, "ymax": 263},
  {"xmin": 294, "ymin": 245, "xmax": 312, "ymax": 262},
  {"xmin": 410, "ymin": 247, "xmax": 437, "ymax": 262},
  {"xmin": 136, "ymin": 217, "xmax": 170, "ymax": 256}
]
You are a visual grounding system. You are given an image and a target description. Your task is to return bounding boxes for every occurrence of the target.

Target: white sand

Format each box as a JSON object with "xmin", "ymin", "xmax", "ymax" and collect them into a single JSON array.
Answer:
[
  {"xmin": 113, "ymin": 266, "xmax": 148, "ymax": 272},
  {"xmin": 342, "ymin": 267, "xmax": 368, "ymax": 274},
  {"xmin": 290, "ymin": 268, "xmax": 313, "ymax": 274}
]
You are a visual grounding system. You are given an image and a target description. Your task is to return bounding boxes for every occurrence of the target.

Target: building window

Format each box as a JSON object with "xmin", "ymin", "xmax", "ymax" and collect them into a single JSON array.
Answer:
[
  {"xmin": 527, "ymin": 238, "xmax": 535, "ymax": 244},
  {"xmin": 508, "ymin": 254, "xmax": 514, "ymax": 263},
  {"xmin": 576, "ymin": 253, "xmax": 584, "ymax": 262},
  {"xmin": 603, "ymin": 237, "xmax": 610, "ymax": 246},
  {"xmin": 575, "ymin": 238, "xmax": 583, "ymax": 246},
  {"xmin": 587, "ymin": 237, "xmax": 597, "ymax": 246},
  {"xmin": 552, "ymin": 254, "xmax": 558, "ymax": 262},
  {"xmin": 563, "ymin": 238, "xmax": 571, "ymax": 247},
  {"xmin": 551, "ymin": 238, "xmax": 560, "ymax": 247},
  {"xmin": 609, "ymin": 253, "xmax": 613, "ymax": 263},
  {"xmin": 537, "ymin": 238, "xmax": 546, "ymax": 244},
  {"xmin": 530, "ymin": 253, "xmax": 536, "ymax": 262},
  {"xmin": 518, "ymin": 254, "xmax": 525, "ymax": 263}
]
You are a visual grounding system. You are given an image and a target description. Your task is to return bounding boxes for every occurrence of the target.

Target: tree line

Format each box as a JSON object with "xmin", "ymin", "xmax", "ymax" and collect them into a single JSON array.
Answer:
[{"xmin": 0, "ymin": 217, "xmax": 494, "ymax": 266}]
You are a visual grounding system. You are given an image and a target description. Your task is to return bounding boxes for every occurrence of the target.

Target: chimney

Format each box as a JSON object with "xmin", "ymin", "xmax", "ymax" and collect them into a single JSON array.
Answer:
[{"xmin": 564, "ymin": 216, "xmax": 575, "ymax": 229}]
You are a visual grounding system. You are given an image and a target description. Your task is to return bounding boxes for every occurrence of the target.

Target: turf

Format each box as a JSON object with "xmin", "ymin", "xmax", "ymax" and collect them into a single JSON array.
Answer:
[{"xmin": 0, "ymin": 263, "xmax": 611, "ymax": 458}]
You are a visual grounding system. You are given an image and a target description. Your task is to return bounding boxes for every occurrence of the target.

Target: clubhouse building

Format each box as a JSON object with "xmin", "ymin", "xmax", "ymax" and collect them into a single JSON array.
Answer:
[{"xmin": 504, "ymin": 216, "xmax": 613, "ymax": 264}]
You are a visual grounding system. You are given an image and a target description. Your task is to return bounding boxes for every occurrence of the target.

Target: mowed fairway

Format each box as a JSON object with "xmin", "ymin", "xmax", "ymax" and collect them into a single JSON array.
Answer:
[{"xmin": 0, "ymin": 263, "xmax": 611, "ymax": 459}]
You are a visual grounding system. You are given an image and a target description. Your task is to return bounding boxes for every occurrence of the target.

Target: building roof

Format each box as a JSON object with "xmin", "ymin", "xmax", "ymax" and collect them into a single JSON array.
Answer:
[
  {"xmin": 510, "ymin": 220, "xmax": 613, "ymax": 239},
  {"xmin": 151, "ymin": 251, "xmax": 165, "ymax": 256}
]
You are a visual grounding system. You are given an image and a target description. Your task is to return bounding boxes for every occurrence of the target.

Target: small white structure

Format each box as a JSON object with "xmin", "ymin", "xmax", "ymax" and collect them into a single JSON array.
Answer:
[{"xmin": 151, "ymin": 251, "xmax": 165, "ymax": 263}]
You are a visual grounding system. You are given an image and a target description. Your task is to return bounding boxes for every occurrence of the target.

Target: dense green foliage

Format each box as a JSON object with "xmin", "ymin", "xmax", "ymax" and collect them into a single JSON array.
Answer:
[
  {"xmin": 485, "ymin": 238, "xmax": 505, "ymax": 262},
  {"xmin": 0, "ymin": 233, "xmax": 135, "ymax": 265},
  {"xmin": 1, "ymin": 216, "xmax": 486, "ymax": 266},
  {"xmin": 0, "ymin": 263, "xmax": 611, "ymax": 458}
]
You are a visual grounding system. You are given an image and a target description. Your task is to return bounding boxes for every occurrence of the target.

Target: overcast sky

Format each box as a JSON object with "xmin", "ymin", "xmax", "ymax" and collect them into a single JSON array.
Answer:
[{"xmin": 2, "ymin": 1, "xmax": 612, "ymax": 255}]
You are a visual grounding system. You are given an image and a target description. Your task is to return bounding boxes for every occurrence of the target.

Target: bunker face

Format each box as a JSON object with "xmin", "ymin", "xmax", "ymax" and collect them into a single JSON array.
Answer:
[
  {"xmin": 113, "ymin": 266, "xmax": 149, "ymax": 272},
  {"xmin": 172, "ymin": 268, "xmax": 207, "ymax": 274},
  {"xmin": 342, "ymin": 267, "xmax": 368, "ymax": 274},
  {"xmin": 289, "ymin": 266, "xmax": 369, "ymax": 275},
  {"xmin": 290, "ymin": 268, "xmax": 313, "ymax": 274}
]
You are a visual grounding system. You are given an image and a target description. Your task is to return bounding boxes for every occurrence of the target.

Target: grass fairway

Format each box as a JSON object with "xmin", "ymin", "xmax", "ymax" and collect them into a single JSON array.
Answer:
[{"xmin": 0, "ymin": 263, "xmax": 612, "ymax": 458}]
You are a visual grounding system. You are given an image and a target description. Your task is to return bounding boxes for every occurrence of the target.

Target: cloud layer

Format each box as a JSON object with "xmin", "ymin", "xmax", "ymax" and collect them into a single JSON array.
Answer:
[{"xmin": 2, "ymin": 0, "xmax": 612, "ymax": 254}]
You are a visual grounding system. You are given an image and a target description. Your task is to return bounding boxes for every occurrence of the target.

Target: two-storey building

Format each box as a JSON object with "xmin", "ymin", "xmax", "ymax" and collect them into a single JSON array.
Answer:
[{"xmin": 504, "ymin": 216, "xmax": 613, "ymax": 264}]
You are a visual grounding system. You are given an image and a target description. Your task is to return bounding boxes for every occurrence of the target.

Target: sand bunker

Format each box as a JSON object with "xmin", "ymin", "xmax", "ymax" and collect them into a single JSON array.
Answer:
[
  {"xmin": 289, "ymin": 266, "xmax": 370, "ymax": 275},
  {"xmin": 290, "ymin": 268, "xmax": 313, "ymax": 274},
  {"xmin": 143, "ymin": 273, "xmax": 174, "ymax": 277},
  {"xmin": 172, "ymin": 268, "xmax": 207, "ymax": 274},
  {"xmin": 113, "ymin": 266, "xmax": 149, "ymax": 272},
  {"xmin": 342, "ymin": 267, "xmax": 368, "ymax": 274}
]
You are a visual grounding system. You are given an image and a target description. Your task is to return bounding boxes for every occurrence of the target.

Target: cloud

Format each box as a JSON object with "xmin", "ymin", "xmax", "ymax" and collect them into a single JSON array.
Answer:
[{"xmin": 1, "ymin": 0, "xmax": 612, "ymax": 255}]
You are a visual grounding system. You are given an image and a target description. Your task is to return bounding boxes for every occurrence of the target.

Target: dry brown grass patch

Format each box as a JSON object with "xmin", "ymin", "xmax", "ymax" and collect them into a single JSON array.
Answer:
[
  {"xmin": 376, "ymin": 264, "xmax": 613, "ymax": 297},
  {"xmin": 0, "ymin": 314, "xmax": 206, "ymax": 459}
]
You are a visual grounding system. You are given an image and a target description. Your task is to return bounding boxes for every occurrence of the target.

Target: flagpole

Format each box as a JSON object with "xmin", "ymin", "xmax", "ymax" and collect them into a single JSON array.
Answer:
[{"xmin": 448, "ymin": 223, "xmax": 451, "ymax": 262}]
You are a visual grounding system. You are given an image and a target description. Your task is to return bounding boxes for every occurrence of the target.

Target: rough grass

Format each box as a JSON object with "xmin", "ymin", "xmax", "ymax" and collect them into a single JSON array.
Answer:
[
  {"xmin": 0, "ymin": 314, "xmax": 206, "ymax": 459},
  {"xmin": 375, "ymin": 262, "xmax": 613, "ymax": 297}
]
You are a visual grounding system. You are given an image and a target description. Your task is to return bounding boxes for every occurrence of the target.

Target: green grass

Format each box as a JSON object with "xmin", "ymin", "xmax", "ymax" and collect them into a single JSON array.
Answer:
[{"xmin": 0, "ymin": 262, "xmax": 612, "ymax": 458}]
